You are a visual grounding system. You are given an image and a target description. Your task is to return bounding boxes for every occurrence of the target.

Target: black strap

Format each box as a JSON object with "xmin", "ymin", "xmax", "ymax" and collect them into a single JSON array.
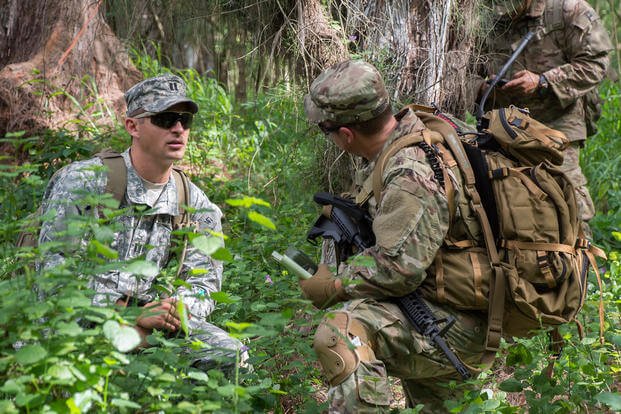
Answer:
[
  {"xmin": 462, "ymin": 144, "xmax": 500, "ymax": 243},
  {"xmin": 417, "ymin": 141, "xmax": 445, "ymax": 188}
]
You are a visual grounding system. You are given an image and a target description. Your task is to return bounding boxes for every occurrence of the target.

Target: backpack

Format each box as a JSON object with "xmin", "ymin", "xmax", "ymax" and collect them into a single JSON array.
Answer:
[
  {"xmin": 367, "ymin": 105, "xmax": 606, "ymax": 360},
  {"xmin": 16, "ymin": 151, "xmax": 192, "ymax": 275}
]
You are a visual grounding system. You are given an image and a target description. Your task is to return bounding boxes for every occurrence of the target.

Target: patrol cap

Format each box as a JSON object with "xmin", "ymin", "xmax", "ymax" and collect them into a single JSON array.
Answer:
[
  {"xmin": 304, "ymin": 60, "xmax": 390, "ymax": 125},
  {"xmin": 125, "ymin": 74, "xmax": 198, "ymax": 117}
]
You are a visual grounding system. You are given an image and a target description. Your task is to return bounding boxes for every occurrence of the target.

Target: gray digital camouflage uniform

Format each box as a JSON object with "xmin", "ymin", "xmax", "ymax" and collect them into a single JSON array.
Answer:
[
  {"xmin": 471, "ymin": 0, "xmax": 612, "ymax": 221},
  {"xmin": 38, "ymin": 149, "xmax": 245, "ymax": 369}
]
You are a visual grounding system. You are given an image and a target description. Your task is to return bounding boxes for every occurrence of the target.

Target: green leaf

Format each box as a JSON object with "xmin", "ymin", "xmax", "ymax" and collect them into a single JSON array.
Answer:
[
  {"xmin": 0, "ymin": 401, "xmax": 18, "ymax": 414},
  {"xmin": 209, "ymin": 291, "xmax": 238, "ymax": 304},
  {"xmin": 225, "ymin": 321, "xmax": 254, "ymax": 332},
  {"xmin": 56, "ymin": 321, "xmax": 83, "ymax": 337},
  {"xmin": 15, "ymin": 344, "xmax": 47, "ymax": 365},
  {"xmin": 124, "ymin": 260, "xmax": 159, "ymax": 277},
  {"xmin": 58, "ymin": 294, "xmax": 92, "ymax": 309},
  {"xmin": 247, "ymin": 211, "xmax": 276, "ymax": 230},
  {"xmin": 102, "ymin": 320, "xmax": 141, "ymax": 353},
  {"xmin": 89, "ymin": 240, "xmax": 118, "ymax": 259},
  {"xmin": 498, "ymin": 378, "xmax": 523, "ymax": 392},
  {"xmin": 211, "ymin": 247, "xmax": 233, "ymax": 262},
  {"xmin": 192, "ymin": 235, "xmax": 224, "ymax": 256},
  {"xmin": 111, "ymin": 398, "xmax": 141, "ymax": 409},
  {"xmin": 47, "ymin": 364, "xmax": 74, "ymax": 382},
  {"xmin": 225, "ymin": 196, "xmax": 271, "ymax": 208},
  {"xmin": 187, "ymin": 371, "xmax": 209, "ymax": 383},
  {"xmin": 595, "ymin": 392, "xmax": 621, "ymax": 410},
  {"xmin": 177, "ymin": 299, "xmax": 189, "ymax": 336},
  {"xmin": 0, "ymin": 379, "xmax": 22, "ymax": 394}
]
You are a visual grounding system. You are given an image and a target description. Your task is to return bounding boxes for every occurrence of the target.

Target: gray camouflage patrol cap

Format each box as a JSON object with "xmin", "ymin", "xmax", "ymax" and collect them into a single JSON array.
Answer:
[
  {"xmin": 304, "ymin": 60, "xmax": 390, "ymax": 125},
  {"xmin": 124, "ymin": 74, "xmax": 198, "ymax": 117}
]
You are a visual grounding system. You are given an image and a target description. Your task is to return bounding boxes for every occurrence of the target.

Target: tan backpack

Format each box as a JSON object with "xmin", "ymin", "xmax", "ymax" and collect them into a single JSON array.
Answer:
[
  {"xmin": 16, "ymin": 151, "xmax": 191, "ymax": 276},
  {"xmin": 369, "ymin": 106, "xmax": 606, "ymax": 361}
]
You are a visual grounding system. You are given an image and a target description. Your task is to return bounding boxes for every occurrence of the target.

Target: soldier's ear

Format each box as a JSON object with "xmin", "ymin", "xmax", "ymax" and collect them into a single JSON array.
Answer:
[
  {"xmin": 338, "ymin": 127, "xmax": 355, "ymax": 145},
  {"xmin": 125, "ymin": 118, "xmax": 140, "ymax": 138}
]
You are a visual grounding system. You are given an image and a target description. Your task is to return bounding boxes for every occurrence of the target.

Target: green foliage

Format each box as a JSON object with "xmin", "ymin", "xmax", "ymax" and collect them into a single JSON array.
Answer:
[
  {"xmin": 2, "ymin": 55, "xmax": 620, "ymax": 412},
  {"xmin": 583, "ymin": 81, "xmax": 621, "ymax": 250}
]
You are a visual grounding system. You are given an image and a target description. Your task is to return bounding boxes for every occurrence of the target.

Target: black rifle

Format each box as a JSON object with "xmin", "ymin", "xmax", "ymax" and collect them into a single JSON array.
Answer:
[
  {"xmin": 307, "ymin": 192, "xmax": 472, "ymax": 380},
  {"xmin": 476, "ymin": 30, "xmax": 535, "ymax": 132}
]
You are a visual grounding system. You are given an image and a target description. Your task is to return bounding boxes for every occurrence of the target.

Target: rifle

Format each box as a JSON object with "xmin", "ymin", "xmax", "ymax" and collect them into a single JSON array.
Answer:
[
  {"xmin": 305, "ymin": 192, "xmax": 472, "ymax": 380},
  {"xmin": 476, "ymin": 30, "xmax": 535, "ymax": 132}
]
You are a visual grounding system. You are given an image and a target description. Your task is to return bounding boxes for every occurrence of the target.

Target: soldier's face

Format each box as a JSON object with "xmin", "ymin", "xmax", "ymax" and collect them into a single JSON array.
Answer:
[{"xmin": 127, "ymin": 103, "xmax": 192, "ymax": 164}]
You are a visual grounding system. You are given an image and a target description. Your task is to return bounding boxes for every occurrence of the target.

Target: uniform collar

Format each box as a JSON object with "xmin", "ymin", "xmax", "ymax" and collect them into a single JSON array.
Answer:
[
  {"xmin": 371, "ymin": 107, "xmax": 426, "ymax": 163},
  {"xmin": 122, "ymin": 149, "xmax": 180, "ymax": 216}
]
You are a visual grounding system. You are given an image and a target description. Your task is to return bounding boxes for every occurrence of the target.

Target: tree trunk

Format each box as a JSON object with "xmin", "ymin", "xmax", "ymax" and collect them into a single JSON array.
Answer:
[
  {"xmin": 296, "ymin": 0, "xmax": 349, "ymax": 82},
  {"xmin": 0, "ymin": 0, "xmax": 141, "ymax": 136},
  {"xmin": 340, "ymin": 0, "xmax": 478, "ymax": 117}
]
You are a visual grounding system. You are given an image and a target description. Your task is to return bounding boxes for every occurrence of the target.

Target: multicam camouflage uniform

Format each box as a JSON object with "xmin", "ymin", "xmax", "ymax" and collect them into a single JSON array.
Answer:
[
  {"xmin": 305, "ymin": 61, "xmax": 490, "ymax": 412},
  {"xmin": 39, "ymin": 149, "xmax": 245, "ymax": 369},
  {"xmin": 472, "ymin": 0, "xmax": 612, "ymax": 221},
  {"xmin": 323, "ymin": 108, "xmax": 489, "ymax": 413}
]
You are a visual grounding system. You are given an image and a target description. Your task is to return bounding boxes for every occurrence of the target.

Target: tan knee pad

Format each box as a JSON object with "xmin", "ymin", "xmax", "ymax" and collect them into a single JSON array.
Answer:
[{"xmin": 313, "ymin": 312, "xmax": 375, "ymax": 386}]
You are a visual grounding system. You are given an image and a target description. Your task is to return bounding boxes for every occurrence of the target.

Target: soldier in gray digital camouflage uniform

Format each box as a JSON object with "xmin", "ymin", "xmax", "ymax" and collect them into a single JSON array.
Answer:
[
  {"xmin": 38, "ymin": 74, "xmax": 247, "ymax": 370},
  {"xmin": 301, "ymin": 60, "xmax": 491, "ymax": 413},
  {"xmin": 471, "ymin": 0, "xmax": 612, "ymax": 224}
]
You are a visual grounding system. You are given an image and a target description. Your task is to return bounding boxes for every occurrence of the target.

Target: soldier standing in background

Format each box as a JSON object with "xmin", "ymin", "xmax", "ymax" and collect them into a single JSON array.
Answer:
[{"xmin": 470, "ymin": 0, "xmax": 613, "ymax": 225}]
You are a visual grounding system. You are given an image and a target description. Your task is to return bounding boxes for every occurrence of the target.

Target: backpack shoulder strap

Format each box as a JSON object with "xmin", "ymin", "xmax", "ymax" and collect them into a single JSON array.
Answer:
[
  {"xmin": 371, "ymin": 132, "xmax": 426, "ymax": 205},
  {"xmin": 415, "ymin": 112, "xmax": 506, "ymax": 364},
  {"xmin": 171, "ymin": 167, "xmax": 191, "ymax": 279},
  {"xmin": 96, "ymin": 150, "xmax": 127, "ymax": 205},
  {"xmin": 171, "ymin": 167, "xmax": 190, "ymax": 229}
]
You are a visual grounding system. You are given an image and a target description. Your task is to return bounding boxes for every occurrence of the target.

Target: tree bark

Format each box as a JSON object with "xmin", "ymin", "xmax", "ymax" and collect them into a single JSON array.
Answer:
[
  {"xmin": 340, "ymin": 0, "xmax": 478, "ymax": 117},
  {"xmin": 0, "ymin": 0, "xmax": 141, "ymax": 136}
]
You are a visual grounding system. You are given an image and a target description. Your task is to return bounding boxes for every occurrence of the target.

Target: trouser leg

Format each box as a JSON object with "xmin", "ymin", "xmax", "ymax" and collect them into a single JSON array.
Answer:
[
  {"xmin": 185, "ymin": 318, "xmax": 249, "ymax": 373},
  {"xmin": 560, "ymin": 142, "xmax": 595, "ymax": 225},
  {"xmin": 314, "ymin": 299, "xmax": 489, "ymax": 412},
  {"xmin": 313, "ymin": 311, "xmax": 392, "ymax": 413}
]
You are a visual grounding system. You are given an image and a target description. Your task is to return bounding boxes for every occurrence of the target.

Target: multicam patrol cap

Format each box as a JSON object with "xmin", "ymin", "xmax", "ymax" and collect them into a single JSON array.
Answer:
[
  {"xmin": 304, "ymin": 60, "xmax": 390, "ymax": 125},
  {"xmin": 125, "ymin": 74, "xmax": 198, "ymax": 117}
]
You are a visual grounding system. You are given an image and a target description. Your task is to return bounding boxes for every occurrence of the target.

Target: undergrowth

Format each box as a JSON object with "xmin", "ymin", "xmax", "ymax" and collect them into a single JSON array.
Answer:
[{"xmin": 0, "ymin": 60, "xmax": 619, "ymax": 412}]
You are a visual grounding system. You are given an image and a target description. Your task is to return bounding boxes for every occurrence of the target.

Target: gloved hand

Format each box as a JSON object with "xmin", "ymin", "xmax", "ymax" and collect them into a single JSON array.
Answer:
[{"xmin": 299, "ymin": 263, "xmax": 348, "ymax": 309}]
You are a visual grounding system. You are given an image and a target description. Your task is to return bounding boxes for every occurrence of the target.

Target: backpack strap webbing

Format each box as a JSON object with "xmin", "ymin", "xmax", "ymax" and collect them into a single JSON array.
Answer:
[
  {"xmin": 171, "ymin": 167, "xmax": 191, "ymax": 278},
  {"xmin": 371, "ymin": 132, "xmax": 425, "ymax": 205},
  {"xmin": 97, "ymin": 151, "xmax": 127, "ymax": 205},
  {"xmin": 96, "ymin": 150, "xmax": 192, "ymax": 279},
  {"xmin": 171, "ymin": 167, "xmax": 190, "ymax": 230},
  {"xmin": 415, "ymin": 112, "xmax": 505, "ymax": 366}
]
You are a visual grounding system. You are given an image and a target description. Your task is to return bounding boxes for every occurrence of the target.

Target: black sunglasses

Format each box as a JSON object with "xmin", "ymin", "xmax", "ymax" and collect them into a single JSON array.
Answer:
[{"xmin": 145, "ymin": 112, "xmax": 194, "ymax": 130}]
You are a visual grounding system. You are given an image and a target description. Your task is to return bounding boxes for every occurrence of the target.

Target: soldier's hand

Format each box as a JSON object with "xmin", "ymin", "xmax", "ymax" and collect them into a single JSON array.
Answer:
[
  {"xmin": 299, "ymin": 264, "xmax": 348, "ymax": 309},
  {"xmin": 503, "ymin": 70, "xmax": 539, "ymax": 95},
  {"xmin": 136, "ymin": 297, "xmax": 182, "ymax": 332}
]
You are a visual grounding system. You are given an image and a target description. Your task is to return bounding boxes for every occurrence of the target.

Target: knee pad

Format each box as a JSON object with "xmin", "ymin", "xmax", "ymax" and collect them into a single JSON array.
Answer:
[{"xmin": 313, "ymin": 312, "xmax": 375, "ymax": 386}]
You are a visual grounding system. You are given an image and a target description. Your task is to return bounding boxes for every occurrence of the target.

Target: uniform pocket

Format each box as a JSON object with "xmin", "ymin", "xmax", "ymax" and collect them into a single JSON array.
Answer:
[{"xmin": 356, "ymin": 360, "xmax": 391, "ymax": 407}]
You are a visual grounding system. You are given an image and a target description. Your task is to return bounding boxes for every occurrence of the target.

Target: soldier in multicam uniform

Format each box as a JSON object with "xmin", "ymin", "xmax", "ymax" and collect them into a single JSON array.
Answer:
[
  {"xmin": 471, "ymin": 0, "xmax": 612, "ymax": 224},
  {"xmin": 301, "ymin": 60, "xmax": 491, "ymax": 413},
  {"xmin": 38, "ymin": 74, "xmax": 246, "ymax": 370}
]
